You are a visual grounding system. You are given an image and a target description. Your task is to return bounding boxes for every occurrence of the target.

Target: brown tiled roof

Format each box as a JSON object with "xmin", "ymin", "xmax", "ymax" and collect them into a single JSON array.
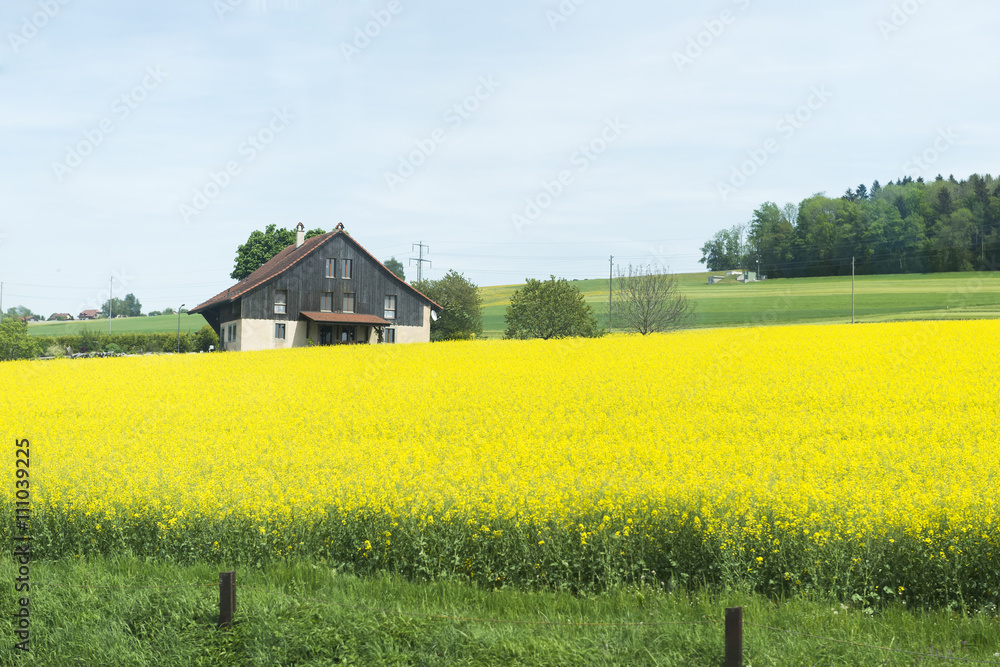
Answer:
[
  {"xmin": 190, "ymin": 229, "xmax": 442, "ymax": 314},
  {"xmin": 300, "ymin": 312, "xmax": 391, "ymax": 325}
]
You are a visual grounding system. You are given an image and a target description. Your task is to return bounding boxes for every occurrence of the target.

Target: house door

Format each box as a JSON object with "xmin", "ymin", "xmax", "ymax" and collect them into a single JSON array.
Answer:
[{"xmin": 319, "ymin": 325, "xmax": 333, "ymax": 345}]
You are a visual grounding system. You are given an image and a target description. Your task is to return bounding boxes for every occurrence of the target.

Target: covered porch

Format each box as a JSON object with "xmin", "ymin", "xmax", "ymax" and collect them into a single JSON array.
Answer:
[{"xmin": 300, "ymin": 312, "xmax": 391, "ymax": 345}]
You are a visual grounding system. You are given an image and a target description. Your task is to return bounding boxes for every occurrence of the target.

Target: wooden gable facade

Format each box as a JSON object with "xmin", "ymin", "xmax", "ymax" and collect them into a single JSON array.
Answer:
[{"xmin": 191, "ymin": 225, "xmax": 440, "ymax": 351}]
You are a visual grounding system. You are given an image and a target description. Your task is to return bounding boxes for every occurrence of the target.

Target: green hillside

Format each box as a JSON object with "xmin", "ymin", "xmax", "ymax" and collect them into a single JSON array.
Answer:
[
  {"xmin": 26, "ymin": 272, "xmax": 1000, "ymax": 340},
  {"xmin": 27, "ymin": 313, "xmax": 208, "ymax": 337},
  {"xmin": 481, "ymin": 271, "xmax": 1000, "ymax": 338}
]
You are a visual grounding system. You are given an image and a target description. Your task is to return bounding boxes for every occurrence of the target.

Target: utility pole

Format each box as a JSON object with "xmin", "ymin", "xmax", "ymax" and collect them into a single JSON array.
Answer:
[
  {"xmin": 409, "ymin": 242, "xmax": 431, "ymax": 283},
  {"xmin": 851, "ymin": 256, "xmax": 855, "ymax": 325},
  {"xmin": 109, "ymin": 276, "xmax": 113, "ymax": 333},
  {"xmin": 0, "ymin": 281, "xmax": 4, "ymax": 320},
  {"xmin": 608, "ymin": 255, "xmax": 613, "ymax": 333}
]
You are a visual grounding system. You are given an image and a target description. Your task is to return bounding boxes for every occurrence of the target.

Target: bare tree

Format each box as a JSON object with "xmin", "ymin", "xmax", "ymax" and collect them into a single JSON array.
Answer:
[{"xmin": 613, "ymin": 264, "xmax": 694, "ymax": 334}]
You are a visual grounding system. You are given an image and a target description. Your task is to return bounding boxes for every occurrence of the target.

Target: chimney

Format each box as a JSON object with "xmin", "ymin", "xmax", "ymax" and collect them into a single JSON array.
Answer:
[{"xmin": 295, "ymin": 222, "xmax": 305, "ymax": 248}]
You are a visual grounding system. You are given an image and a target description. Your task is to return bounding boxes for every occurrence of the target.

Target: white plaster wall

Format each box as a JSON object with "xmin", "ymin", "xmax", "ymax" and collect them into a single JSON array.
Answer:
[
  {"xmin": 392, "ymin": 304, "xmax": 431, "ymax": 343},
  {"xmin": 236, "ymin": 319, "xmax": 307, "ymax": 351}
]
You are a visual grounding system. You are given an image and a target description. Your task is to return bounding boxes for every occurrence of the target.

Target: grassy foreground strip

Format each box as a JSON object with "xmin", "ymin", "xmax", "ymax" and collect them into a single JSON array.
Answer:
[{"xmin": 2, "ymin": 557, "xmax": 999, "ymax": 666}]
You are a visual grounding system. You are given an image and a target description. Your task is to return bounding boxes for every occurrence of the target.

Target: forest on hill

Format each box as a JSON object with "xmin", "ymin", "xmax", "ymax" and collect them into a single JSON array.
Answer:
[{"xmin": 701, "ymin": 173, "xmax": 1000, "ymax": 278}]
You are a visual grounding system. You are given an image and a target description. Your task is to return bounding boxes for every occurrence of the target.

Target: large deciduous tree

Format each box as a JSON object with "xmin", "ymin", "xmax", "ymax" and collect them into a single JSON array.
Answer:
[
  {"xmin": 231, "ymin": 224, "xmax": 326, "ymax": 280},
  {"xmin": 614, "ymin": 264, "xmax": 694, "ymax": 334},
  {"xmin": 123, "ymin": 293, "xmax": 142, "ymax": 317},
  {"xmin": 699, "ymin": 224, "xmax": 747, "ymax": 272},
  {"xmin": 504, "ymin": 276, "xmax": 601, "ymax": 340},
  {"xmin": 411, "ymin": 270, "xmax": 483, "ymax": 341},
  {"xmin": 101, "ymin": 293, "xmax": 141, "ymax": 318}
]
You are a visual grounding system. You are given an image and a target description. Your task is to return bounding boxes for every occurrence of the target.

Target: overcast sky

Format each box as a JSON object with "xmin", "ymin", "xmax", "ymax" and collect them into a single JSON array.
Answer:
[{"xmin": 2, "ymin": 0, "xmax": 997, "ymax": 314}]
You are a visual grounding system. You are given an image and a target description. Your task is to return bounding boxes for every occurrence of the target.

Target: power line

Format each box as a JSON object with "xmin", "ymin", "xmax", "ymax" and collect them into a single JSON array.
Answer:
[{"xmin": 410, "ymin": 242, "xmax": 431, "ymax": 282}]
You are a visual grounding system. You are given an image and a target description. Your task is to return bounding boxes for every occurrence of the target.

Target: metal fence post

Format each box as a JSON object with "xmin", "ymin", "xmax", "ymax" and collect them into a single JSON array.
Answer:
[
  {"xmin": 219, "ymin": 571, "xmax": 236, "ymax": 630},
  {"xmin": 725, "ymin": 606, "xmax": 743, "ymax": 667}
]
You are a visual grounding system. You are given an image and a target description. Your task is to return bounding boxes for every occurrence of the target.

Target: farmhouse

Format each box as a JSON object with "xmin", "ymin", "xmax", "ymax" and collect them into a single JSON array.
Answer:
[
  {"xmin": 191, "ymin": 224, "xmax": 441, "ymax": 351},
  {"xmin": 48, "ymin": 313, "xmax": 73, "ymax": 321},
  {"xmin": 78, "ymin": 309, "xmax": 101, "ymax": 320}
]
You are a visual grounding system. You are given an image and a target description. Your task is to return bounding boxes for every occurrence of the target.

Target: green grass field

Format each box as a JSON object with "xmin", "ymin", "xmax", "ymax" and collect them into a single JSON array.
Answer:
[
  {"xmin": 24, "ymin": 272, "xmax": 1000, "ymax": 340},
  {"xmin": 3, "ymin": 557, "xmax": 998, "ymax": 666},
  {"xmin": 481, "ymin": 271, "xmax": 1000, "ymax": 337},
  {"xmin": 26, "ymin": 313, "xmax": 208, "ymax": 337}
]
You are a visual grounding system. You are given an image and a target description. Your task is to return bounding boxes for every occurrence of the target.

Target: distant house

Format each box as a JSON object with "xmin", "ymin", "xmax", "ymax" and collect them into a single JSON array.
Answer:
[
  {"xmin": 19, "ymin": 315, "xmax": 40, "ymax": 323},
  {"xmin": 190, "ymin": 224, "xmax": 441, "ymax": 351},
  {"xmin": 78, "ymin": 309, "xmax": 100, "ymax": 320},
  {"xmin": 48, "ymin": 313, "xmax": 73, "ymax": 321}
]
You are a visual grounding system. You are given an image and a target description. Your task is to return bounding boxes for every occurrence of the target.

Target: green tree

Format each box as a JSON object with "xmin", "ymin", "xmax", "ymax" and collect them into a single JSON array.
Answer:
[
  {"xmin": 195, "ymin": 324, "xmax": 220, "ymax": 352},
  {"xmin": 4, "ymin": 305, "xmax": 37, "ymax": 321},
  {"xmin": 101, "ymin": 297, "xmax": 126, "ymax": 318},
  {"xmin": 411, "ymin": 270, "xmax": 483, "ymax": 341},
  {"xmin": 231, "ymin": 224, "xmax": 326, "ymax": 280},
  {"xmin": 504, "ymin": 276, "xmax": 602, "ymax": 340},
  {"xmin": 122, "ymin": 293, "xmax": 142, "ymax": 317},
  {"xmin": 0, "ymin": 318, "xmax": 41, "ymax": 361},
  {"xmin": 383, "ymin": 257, "xmax": 405, "ymax": 280},
  {"xmin": 699, "ymin": 224, "xmax": 746, "ymax": 272},
  {"xmin": 748, "ymin": 203, "xmax": 794, "ymax": 278}
]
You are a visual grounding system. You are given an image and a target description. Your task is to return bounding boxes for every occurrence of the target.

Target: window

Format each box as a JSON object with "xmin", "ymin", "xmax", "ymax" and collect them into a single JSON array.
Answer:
[
  {"xmin": 385, "ymin": 328, "xmax": 396, "ymax": 344},
  {"xmin": 341, "ymin": 259, "xmax": 353, "ymax": 279},
  {"xmin": 342, "ymin": 293, "xmax": 355, "ymax": 313},
  {"xmin": 325, "ymin": 259, "xmax": 335, "ymax": 278},
  {"xmin": 384, "ymin": 295, "xmax": 397, "ymax": 319},
  {"xmin": 275, "ymin": 323, "xmax": 286, "ymax": 339},
  {"xmin": 320, "ymin": 292, "xmax": 333, "ymax": 312},
  {"xmin": 227, "ymin": 324, "xmax": 236, "ymax": 343},
  {"xmin": 274, "ymin": 290, "xmax": 287, "ymax": 314}
]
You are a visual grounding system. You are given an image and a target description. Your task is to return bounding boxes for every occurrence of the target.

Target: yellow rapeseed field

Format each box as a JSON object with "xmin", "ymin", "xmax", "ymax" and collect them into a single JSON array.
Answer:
[{"xmin": 2, "ymin": 320, "xmax": 998, "ymax": 604}]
